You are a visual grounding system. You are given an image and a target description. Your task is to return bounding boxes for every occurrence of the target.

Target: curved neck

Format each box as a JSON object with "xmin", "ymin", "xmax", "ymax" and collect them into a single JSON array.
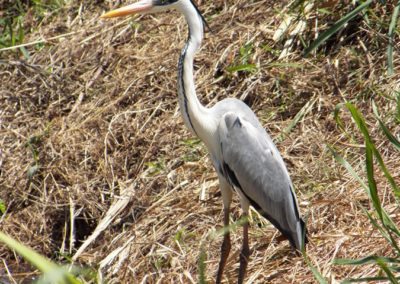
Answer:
[{"xmin": 176, "ymin": 1, "xmax": 209, "ymax": 138}]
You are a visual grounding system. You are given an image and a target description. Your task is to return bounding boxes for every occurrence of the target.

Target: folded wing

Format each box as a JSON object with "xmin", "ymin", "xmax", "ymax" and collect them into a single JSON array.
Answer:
[{"xmin": 218, "ymin": 112, "xmax": 306, "ymax": 250}]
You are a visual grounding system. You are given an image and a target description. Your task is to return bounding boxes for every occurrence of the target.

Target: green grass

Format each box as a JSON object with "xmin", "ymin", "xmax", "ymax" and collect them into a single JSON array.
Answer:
[
  {"xmin": 330, "ymin": 102, "xmax": 400, "ymax": 282},
  {"xmin": 0, "ymin": 0, "xmax": 65, "ymax": 57},
  {"xmin": 291, "ymin": 0, "xmax": 400, "ymax": 75},
  {"xmin": 303, "ymin": 0, "xmax": 374, "ymax": 57},
  {"xmin": 0, "ymin": 199, "xmax": 6, "ymax": 215},
  {"xmin": 387, "ymin": 0, "xmax": 400, "ymax": 75},
  {"xmin": 227, "ymin": 41, "xmax": 258, "ymax": 74},
  {"xmin": 0, "ymin": 231, "xmax": 83, "ymax": 284}
]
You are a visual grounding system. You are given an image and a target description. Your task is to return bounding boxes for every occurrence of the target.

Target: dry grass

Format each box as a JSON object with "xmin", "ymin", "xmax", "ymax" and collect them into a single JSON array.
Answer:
[{"xmin": 0, "ymin": 0, "xmax": 399, "ymax": 283}]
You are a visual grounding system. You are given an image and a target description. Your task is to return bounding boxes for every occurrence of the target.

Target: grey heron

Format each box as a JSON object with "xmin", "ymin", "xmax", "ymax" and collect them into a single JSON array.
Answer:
[{"xmin": 101, "ymin": 0, "xmax": 307, "ymax": 282}]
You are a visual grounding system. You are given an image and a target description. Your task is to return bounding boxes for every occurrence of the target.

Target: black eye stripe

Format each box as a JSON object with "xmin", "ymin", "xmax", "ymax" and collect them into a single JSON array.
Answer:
[
  {"xmin": 152, "ymin": 0, "xmax": 209, "ymax": 32},
  {"xmin": 154, "ymin": 0, "xmax": 178, "ymax": 6}
]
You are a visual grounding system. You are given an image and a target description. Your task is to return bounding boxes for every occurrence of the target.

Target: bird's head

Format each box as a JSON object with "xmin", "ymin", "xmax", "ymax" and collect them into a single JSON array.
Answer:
[{"xmin": 101, "ymin": 0, "xmax": 192, "ymax": 18}]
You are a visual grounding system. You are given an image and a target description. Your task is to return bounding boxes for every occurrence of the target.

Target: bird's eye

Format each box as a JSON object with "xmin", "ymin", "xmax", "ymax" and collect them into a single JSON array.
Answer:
[{"xmin": 156, "ymin": 0, "xmax": 169, "ymax": 5}]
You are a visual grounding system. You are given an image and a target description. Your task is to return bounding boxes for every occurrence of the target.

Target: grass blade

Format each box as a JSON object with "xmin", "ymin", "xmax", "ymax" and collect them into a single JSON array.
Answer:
[
  {"xmin": 370, "ymin": 104, "xmax": 400, "ymax": 197},
  {"xmin": 372, "ymin": 101, "xmax": 400, "ymax": 151},
  {"xmin": 0, "ymin": 231, "xmax": 58, "ymax": 273},
  {"xmin": 303, "ymin": 0, "xmax": 373, "ymax": 56},
  {"xmin": 335, "ymin": 255, "xmax": 400, "ymax": 283},
  {"xmin": 365, "ymin": 140, "xmax": 382, "ymax": 219},
  {"xmin": 342, "ymin": 276, "xmax": 400, "ymax": 283},
  {"xmin": 277, "ymin": 97, "xmax": 316, "ymax": 142},
  {"xmin": 334, "ymin": 103, "xmax": 355, "ymax": 142},
  {"xmin": 387, "ymin": 0, "xmax": 400, "ymax": 75},
  {"xmin": 303, "ymin": 251, "xmax": 328, "ymax": 284},
  {"xmin": 372, "ymin": 146, "xmax": 400, "ymax": 198},
  {"xmin": 0, "ymin": 231, "xmax": 81, "ymax": 284},
  {"xmin": 345, "ymin": 103, "xmax": 371, "ymax": 142},
  {"xmin": 345, "ymin": 103, "xmax": 400, "ymax": 227},
  {"xmin": 198, "ymin": 248, "xmax": 207, "ymax": 284},
  {"xmin": 364, "ymin": 207, "xmax": 400, "ymax": 254},
  {"xmin": 329, "ymin": 143, "xmax": 400, "ymax": 242},
  {"xmin": 307, "ymin": 263, "xmax": 328, "ymax": 284},
  {"xmin": 376, "ymin": 258, "xmax": 399, "ymax": 284},
  {"xmin": 333, "ymin": 255, "xmax": 400, "ymax": 266},
  {"xmin": 327, "ymin": 146, "xmax": 369, "ymax": 192}
]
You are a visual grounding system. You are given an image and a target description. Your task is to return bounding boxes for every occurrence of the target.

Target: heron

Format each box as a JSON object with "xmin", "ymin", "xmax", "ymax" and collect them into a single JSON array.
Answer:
[{"xmin": 101, "ymin": 0, "xmax": 307, "ymax": 282}]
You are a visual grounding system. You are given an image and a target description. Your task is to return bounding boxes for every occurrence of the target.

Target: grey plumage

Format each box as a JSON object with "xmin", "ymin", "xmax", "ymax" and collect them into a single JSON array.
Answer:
[{"xmin": 216, "ymin": 105, "xmax": 306, "ymax": 250}]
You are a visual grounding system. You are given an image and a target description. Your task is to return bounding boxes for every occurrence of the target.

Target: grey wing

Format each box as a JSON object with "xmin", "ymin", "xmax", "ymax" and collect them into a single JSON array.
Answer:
[{"xmin": 218, "ymin": 112, "xmax": 306, "ymax": 250}]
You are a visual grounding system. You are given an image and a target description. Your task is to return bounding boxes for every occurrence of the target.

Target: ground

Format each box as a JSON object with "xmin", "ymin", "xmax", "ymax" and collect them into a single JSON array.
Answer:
[{"xmin": 0, "ymin": 0, "xmax": 399, "ymax": 283}]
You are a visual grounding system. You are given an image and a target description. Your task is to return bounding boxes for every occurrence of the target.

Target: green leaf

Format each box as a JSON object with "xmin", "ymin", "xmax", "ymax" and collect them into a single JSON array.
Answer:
[
  {"xmin": 0, "ymin": 231, "xmax": 81, "ymax": 284},
  {"xmin": 345, "ymin": 102, "xmax": 371, "ymax": 142},
  {"xmin": 342, "ymin": 103, "xmax": 400, "ymax": 228},
  {"xmin": 0, "ymin": 199, "xmax": 6, "ymax": 215},
  {"xmin": 239, "ymin": 42, "xmax": 254, "ymax": 64},
  {"xmin": 333, "ymin": 102, "xmax": 400, "ymax": 281},
  {"xmin": 198, "ymin": 247, "xmax": 207, "ymax": 284},
  {"xmin": 363, "ymin": 206, "xmax": 400, "ymax": 254},
  {"xmin": 372, "ymin": 101, "xmax": 400, "ymax": 152},
  {"xmin": 327, "ymin": 146, "xmax": 368, "ymax": 192},
  {"xmin": 342, "ymin": 276, "xmax": 400, "ymax": 283},
  {"xmin": 303, "ymin": 0, "xmax": 373, "ymax": 56},
  {"xmin": 303, "ymin": 251, "xmax": 328, "ymax": 284},
  {"xmin": 376, "ymin": 258, "xmax": 399, "ymax": 284},
  {"xmin": 276, "ymin": 97, "xmax": 316, "ymax": 142},
  {"xmin": 372, "ymin": 146, "xmax": 400, "ymax": 198},
  {"xmin": 333, "ymin": 255, "xmax": 400, "ymax": 266},
  {"xmin": 20, "ymin": 46, "xmax": 30, "ymax": 59},
  {"xmin": 335, "ymin": 255, "xmax": 400, "ymax": 283},
  {"xmin": 226, "ymin": 63, "xmax": 257, "ymax": 73},
  {"xmin": 365, "ymin": 140, "xmax": 382, "ymax": 217},
  {"xmin": 346, "ymin": 103, "xmax": 400, "ymax": 197},
  {"xmin": 181, "ymin": 138, "xmax": 201, "ymax": 147},
  {"xmin": 387, "ymin": 0, "xmax": 400, "ymax": 75}
]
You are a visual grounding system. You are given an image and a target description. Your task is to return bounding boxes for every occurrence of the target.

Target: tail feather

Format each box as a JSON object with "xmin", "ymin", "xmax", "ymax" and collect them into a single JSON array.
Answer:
[
  {"xmin": 301, "ymin": 218, "xmax": 308, "ymax": 245},
  {"xmin": 259, "ymin": 210, "xmax": 307, "ymax": 251}
]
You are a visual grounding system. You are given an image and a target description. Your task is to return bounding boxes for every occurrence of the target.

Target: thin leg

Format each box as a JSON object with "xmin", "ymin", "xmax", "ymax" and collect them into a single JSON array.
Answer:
[
  {"xmin": 238, "ymin": 213, "xmax": 250, "ymax": 284},
  {"xmin": 216, "ymin": 208, "xmax": 231, "ymax": 284}
]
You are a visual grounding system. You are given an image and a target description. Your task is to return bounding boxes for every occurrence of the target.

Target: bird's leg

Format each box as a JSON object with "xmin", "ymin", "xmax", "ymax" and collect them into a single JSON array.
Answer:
[
  {"xmin": 238, "ymin": 213, "xmax": 250, "ymax": 284},
  {"xmin": 216, "ymin": 207, "xmax": 231, "ymax": 284}
]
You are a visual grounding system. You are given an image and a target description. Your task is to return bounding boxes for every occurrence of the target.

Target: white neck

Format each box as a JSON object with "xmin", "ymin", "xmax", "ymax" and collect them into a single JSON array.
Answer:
[{"xmin": 176, "ymin": 1, "xmax": 214, "ymax": 143}]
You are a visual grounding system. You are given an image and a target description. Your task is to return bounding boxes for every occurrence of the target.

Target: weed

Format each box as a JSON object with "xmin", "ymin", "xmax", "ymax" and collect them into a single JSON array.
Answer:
[
  {"xmin": 144, "ymin": 159, "xmax": 165, "ymax": 176},
  {"xmin": 0, "ymin": 231, "xmax": 82, "ymax": 284},
  {"xmin": 0, "ymin": 199, "xmax": 5, "ymax": 216},
  {"xmin": 174, "ymin": 227, "xmax": 196, "ymax": 249},
  {"xmin": 294, "ymin": 0, "xmax": 400, "ymax": 74},
  {"xmin": 330, "ymin": 102, "xmax": 400, "ymax": 282},
  {"xmin": 0, "ymin": 0, "xmax": 65, "ymax": 57},
  {"xmin": 226, "ymin": 42, "xmax": 257, "ymax": 74},
  {"xmin": 25, "ymin": 126, "xmax": 50, "ymax": 179},
  {"xmin": 181, "ymin": 138, "xmax": 203, "ymax": 162}
]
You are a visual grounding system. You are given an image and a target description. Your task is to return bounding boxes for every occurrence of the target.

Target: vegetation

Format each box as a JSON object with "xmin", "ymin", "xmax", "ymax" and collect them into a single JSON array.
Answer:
[
  {"xmin": 0, "ymin": 231, "xmax": 82, "ymax": 283},
  {"xmin": 0, "ymin": 0, "xmax": 65, "ymax": 58},
  {"xmin": 331, "ymin": 101, "xmax": 400, "ymax": 282},
  {"xmin": 0, "ymin": 0, "xmax": 399, "ymax": 283}
]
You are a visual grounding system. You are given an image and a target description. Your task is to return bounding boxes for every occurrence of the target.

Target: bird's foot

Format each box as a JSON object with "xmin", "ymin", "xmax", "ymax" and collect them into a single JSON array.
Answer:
[
  {"xmin": 216, "ymin": 233, "xmax": 231, "ymax": 284},
  {"xmin": 237, "ymin": 245, "xmax": 250, "ymax": 284}
]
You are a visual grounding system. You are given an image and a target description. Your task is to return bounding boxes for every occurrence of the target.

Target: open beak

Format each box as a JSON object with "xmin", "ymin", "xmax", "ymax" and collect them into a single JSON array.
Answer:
[{"xmin": 100, "ymin": 0, "xmax": 153, "ymax": 18}]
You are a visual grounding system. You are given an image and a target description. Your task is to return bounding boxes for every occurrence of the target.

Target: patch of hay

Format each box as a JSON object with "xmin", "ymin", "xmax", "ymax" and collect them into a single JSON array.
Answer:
[{"xmin": 0, "ymin": 0, "xmax": 399, "ymax": 282}]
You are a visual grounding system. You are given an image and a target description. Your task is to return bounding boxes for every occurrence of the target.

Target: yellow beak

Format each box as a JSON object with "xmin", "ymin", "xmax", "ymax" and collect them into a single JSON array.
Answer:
[{"xmin": 100, "ymin": 0, "xmax": 153, "ymax": 18}]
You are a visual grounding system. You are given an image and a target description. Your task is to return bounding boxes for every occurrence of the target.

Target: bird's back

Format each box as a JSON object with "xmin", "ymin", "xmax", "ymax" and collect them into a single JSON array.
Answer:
[{"xmin": 214, "ymin": 98, "xmax": 307, "ymax": 250}]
